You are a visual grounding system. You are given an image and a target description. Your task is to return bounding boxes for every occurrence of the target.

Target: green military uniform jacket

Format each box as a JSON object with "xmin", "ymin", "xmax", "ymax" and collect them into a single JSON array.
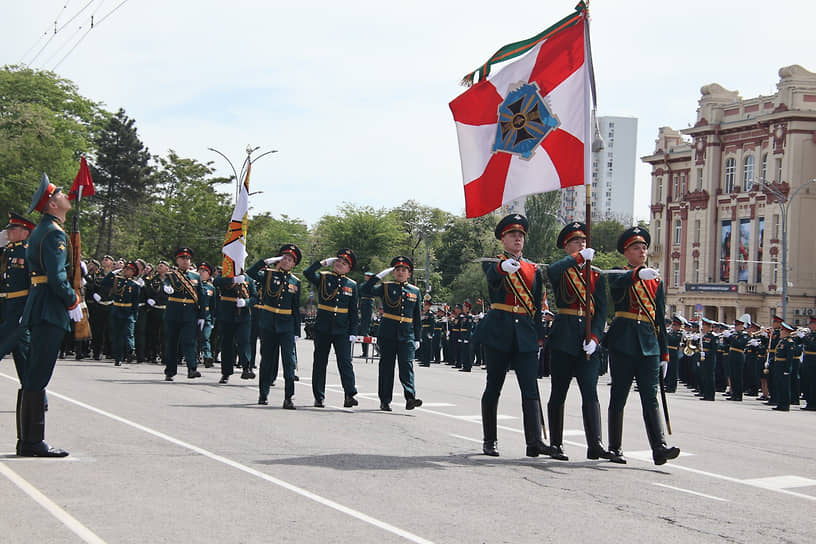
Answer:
[
  {"xmin": 605, "ymin": 266, "xmax": 667, "ymax": 360},
  {"xmin": 1, "ymin": 240, "xmax": 31, "ymax": 325},
  {"xmin": 246, "ymin": 259, "xmax": 301, "ymax": 335},
  {"xmin": 144, "ymin": 274, "xmax": 170, "ymax": 309},
  {"xmin": 304, "ymin": 261, "xmax": 358, "ymax": 336},
  {"xmin": 725, "ymin": 329, "xmax": 750, "ymax": 361},
  {"xmin": 199, "ymin": 280, "xmax": 216, "ymax": 323},
  {"xmin": 702, "ymin": 331, "xmax": 717, "ymax": 361},
  {"xmin": 774, "ymin": 336, "xmax": 799, "ymax": 373},
  {"xmin": 666, "ymin": 329, "xmax": 682, "ymax": 359},
  {"xmin": 802, "ymin": 331, "xmax": 816, "ymax": 362},
  {"xmin": 212, "ymin": 276, "xmax": 257, "ymax": 324},
  {"xmin": 361, "ymin": 277, "xmax": 421, "ymax": 342},
  {"xmin": 420, "ymin": 310, "xmax": 435, "ymax": 342},
  {"xmin": 21, "ymin": 214, "xmax": 78, "ymax": 332},
  {"xmin": 547, "ymin": 252, "xmax": 607, "ymax": 356},
  {"xmin": 101, "ymin": 272, "xmax": 140, "ymax": 321},
  {"xmin": 163, "ymin": 268, "xmax": 204, "ymax": 322}
]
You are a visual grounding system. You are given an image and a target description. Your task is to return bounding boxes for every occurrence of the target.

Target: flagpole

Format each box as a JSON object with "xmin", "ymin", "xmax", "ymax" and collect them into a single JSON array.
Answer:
[{"xmin": 583, "ymin": 7, "xmax": 597, "ymax": 357}]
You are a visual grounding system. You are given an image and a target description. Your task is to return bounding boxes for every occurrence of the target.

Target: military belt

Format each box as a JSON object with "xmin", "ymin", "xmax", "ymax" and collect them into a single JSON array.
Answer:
[
  {"xmin": 220, "ymin": 296, "xmax": 240, "ymax": 302},
  {"xmin": 558, "ymin": 307, "xmax": 592, "ymax": 317},
  {"xmin": 318, "ymin": 304, "xmax": 348, "ymax": 314},
  {"xmin": 0, "ymin": 289, "xmax": 29, "ymax": 299},
  {"xmin": 258, "ymin": 305, "xmax": 292, "ymax": 315},
  {"xmin": 168, "ymin": 297, "xmax": 195, "ymax": 304},
  {"xmin": 383, "ymin": 312, "xmax": 413, "ymax": 323},
  {"xmin": 152, "ymin": 305, "xmax": 166, "ymax": 310},
  {"xmin": 99, "ymin": 300, "xmax": 113, "ymax": 306},
  {"xmin": 668, "ymin": 345, "xmax": 678, "ymax": 350},
  {"xmin": 805, "ymin": 351, "xmax": 816, "ymax": 356},
  {"xmin": 729, "ymin": 347, "xmax": 744, "ymax": 353},
  {"xmin": 491, "ymin": 303, "xmax": 529, "ymax": 314},
  {"xmin": 30, "ymin": 275, "xmax": 48, "ymax": 285},
  {"xmin": 614, "ymin": 311, "xmax": 652, "ymax": 323},
  {"xmin": 113, "ymin": 301, "xmax": 133, "ymax": 307}
]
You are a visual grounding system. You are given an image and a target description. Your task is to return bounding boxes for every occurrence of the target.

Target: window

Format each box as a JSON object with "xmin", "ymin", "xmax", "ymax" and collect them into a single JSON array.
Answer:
[
  {"xmin": 657, "ymin": 177, "xmax": 663, "ymax": 202},
  {"xmin": 655, "ymin": 220, "xmax": 661, "ymax": 244},
  {"xmin": 743, "ymin": 155, "xmax": 754, "ymax": 191},
  {"xmin": 724, "ymin": 158, "xmax": 736, "ymax": 193},
  {"xmin": 694, "ymin": 259, "xmax": 700, "ymax": 283},
  {"xmin": 673, "ymin": 174, "xmax": 679, "ymax": 200},
  {"xmin": 772, "ymin": 259, "xmax": 778, "ymax": 284},
  {"xmin": 775, "ymin": 158, "xmax": 783, "ymax": 182},
  {"xmin": 680, "ymin": 173, "xmax": 687, "ymax": 196},
  {"xmin": 773, "ymin": 214, "xmax": 780, "ymax": 239},
  {"xmin": 673, "ymin": 264, "xmax": 680, "ymax": 287},
  {"xmin": 674, "ymin": 219, "xmax": 682, "ymax": 245},
  {"xmin": 694, "ymin": 219, "xmax": 701, "ymax": 244},
  {"xmin": 761, "ymin": 154, "xmax": 768, "ymax": 183},
  {"xmin": 696, "ymin": 168, "xmax": 703, "ymax": 190}
]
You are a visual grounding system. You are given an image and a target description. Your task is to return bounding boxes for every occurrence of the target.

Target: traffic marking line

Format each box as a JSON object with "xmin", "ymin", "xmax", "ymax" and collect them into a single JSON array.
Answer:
[{"xmin": 652, "ymin": 482, "xmax": 729, "ymax": 502}]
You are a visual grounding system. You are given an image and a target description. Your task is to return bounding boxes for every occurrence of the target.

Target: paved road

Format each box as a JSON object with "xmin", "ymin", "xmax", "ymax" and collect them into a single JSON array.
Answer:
[{"xmin": 1, "ymin": 343, "xmax": 814, "ymax": 543}]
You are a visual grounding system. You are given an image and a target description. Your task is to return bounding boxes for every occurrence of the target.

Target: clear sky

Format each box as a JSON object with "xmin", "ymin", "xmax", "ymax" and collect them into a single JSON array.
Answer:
[{"xmin": 2, "ymin": 1, "xmax": 813, "ymax": 226}]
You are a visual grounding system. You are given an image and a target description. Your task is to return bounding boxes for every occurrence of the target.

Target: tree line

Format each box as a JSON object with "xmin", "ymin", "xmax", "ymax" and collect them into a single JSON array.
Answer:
[{"xmin": 1, "ymin": 65, "xmax": 638, "ymax": 307}]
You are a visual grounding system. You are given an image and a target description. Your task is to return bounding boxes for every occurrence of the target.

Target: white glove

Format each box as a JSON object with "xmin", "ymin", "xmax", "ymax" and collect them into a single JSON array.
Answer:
[
  {"xmin": 700, "ymin": 352, "xmax": 706, "ymax": 361},
  {"xmin": 321, "ymin": 257, "xmax": 338, "ymax": 267},
  {"xmin": 265, "ymin": 256, "xmax": 284, "ymax": 265},
  {"xmin": 500, "ymin": 259, "xmax": 521, "ymax": 274},
  {"xmin": 147, "ymin": 298, "xmax": 156, "ymax": 307},
  {"xmin": 376, "ymin": 267, "xmax": 395, "ymax": 279},
  {"xmin": 236, "ymin": 298, "xmax": 247, "ymax": 308},
  {"xmin": 80, "ymin": 261, "xmax": 88, "ymax": 275},
  {"xmin": 579, "ymin": 248, "xmax": 595, "ymax": 261},
  {"xmin": 293, "ymin": 336, "xmax": 299, "ymax": 342},
  {"xmin": 660, "ymin": 360, "xmax": 668, "ymax": 379},
  {"xmin": 638, "ymin": 267, "xmax": 660, "ymax": 281},
  {"xmin": 232, "ymin": 274, "xmax": 245, "ymax": 284},
  {"xmin": 163, "ymin": 285, "xmax": 174, "ymax": 294},
  {"xmin": 68, "ymin": 305, "xmax": 83, "ymax": 322},
  {"xmin": 582, "ymin": 339, "xmax": 597, "ymax": 355},
  {"xmin": 349, "ymin": 335, "xmax": 356, "ymax": 343},
  {"xmin": 764, "ymin": 361, "xmax": 770, "ymax": 369},
  {"xmin": 748, "ymin": 339, "xmax": 760, "ymax": 347},
  {"xmin": 81, "ymin": 277, "xmax": 86, "ymax": 287},
  {"xmin": 197, "ymin": 319, "xmax": 205, "ymax": 330},
  {"xmin": 135, "ymin": 277, "xmax": 145, "ymax": 287},
  {"xmin": 414, "ymin": 341, "xmax": 420, "ymax": 350},
  {"xmin": 797, "ymin": 330, "xmax": 807, "ymax": 338},
  {"xmin": 722, "ymin": 329, "xmax": 733, "ymax": 338},
  {"xmin": 92, "ymin": 293, "xmax": 102, "ymax": 302}
]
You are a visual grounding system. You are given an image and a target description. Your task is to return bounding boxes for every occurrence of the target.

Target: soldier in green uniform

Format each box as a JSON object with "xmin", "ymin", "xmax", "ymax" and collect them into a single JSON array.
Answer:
[
  {"xmin": 212, "ymin": 267, "xmax": 257, "ymax": 384},
  {"xmin": 144, "ymin": 260, "xmax": 170, "ymax": 364},
  {"xmin": 304, "ymin": 249, "xmax": 360, "ymax": 408},
  {"xmin": 744, "ymin": 321, "xmax": 764, "ymax": 397},
  {"xmin": 101, "ymin": 261, "xmax": 141, "ymax": 366},
  {"xmin": 458, "ymin": 301, "xmax": 475, "ymax": 371},
  {"xmin": 132, "ymin": 259, "xmax": 148, "ymax": 363},
  {"xmin": 162, "ymin": 247, "xmax": 205, "ymax": 381},
  {"xmin": 18, "ymin": 174, "xmax": 82, "ymax": 457},
  {"xmin": 664, "ymin": 316, "xmax": 683, "ymax": 392},
  {"xmin": 715, "ymin": 322, "xmax": 729, "ymax": 394},
  {"xmin": 546, "ymin": 222, "xmax": 610, "ymax": 461},
  {"xmin": 800, "ymin": 316, "xmax": 816, "ymax": 410},
  {"xmin": 247, "ymin": 244, "xmax": 302, "ymax": 408},
  {"xmin": 724, "ymin": 315, "xmax": 751, "ymax": 400},
  {"xmin": 432, "ymin": 307, "xmax": 445, "ymax": 363},
  {"xmin": 197, "ymin": 262, "xmax": 216, "ymax": 368},
  {"xmin": 474, "ymin": 214, "xmax": 550, "ymax": 457},
  {"xmin": 771, "ymin": 322, "xmax": 798, "ymax": 411},
  {"xmin": 448, "ymin": 304, "xmax": 462, "ymax": 366},
  {"xmin": 763, "ymin": 315, "xmax": 784, "ymax": 404},
  {"xmin": 358, "ymin": 271, "xmax": 376, "ymax": 359},
  {"xmin": 418, "ymin": 299, "xmax": 435, "ymax": 367},
  {"xmin": 699, "ymin": 318, "xmax": 718, "ymax": 401},
  {"xmin": 362, "ymin": 255, "xmax": 423, "ymax": 411},
  {"xmin": 0, "ymin": 212, "xmax": 35, "ymax": 383},
  {"xmin": 605, "ymin": 226, "xmax": 679, "ymax": 466}
]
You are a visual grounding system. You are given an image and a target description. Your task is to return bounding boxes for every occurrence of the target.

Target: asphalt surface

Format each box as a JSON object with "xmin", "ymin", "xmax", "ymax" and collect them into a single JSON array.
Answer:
[{"xmin": 1, "ymin": 342, "xmax": 815, "ymax": 544}]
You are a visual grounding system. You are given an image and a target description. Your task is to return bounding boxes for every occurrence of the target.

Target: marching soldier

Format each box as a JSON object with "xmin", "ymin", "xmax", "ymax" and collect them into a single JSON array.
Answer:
[
  {"xmin": 0, "ymin": 212, "xmax": 35, "ymax": 383},
  {"xmin": 724, "ymin": 315, "xmax": 751, "ymax": 401},
  {"xmin": 144, "ymin": 260, "xmax": 170, "ymax": 364},
  {"xmin": 197, "ymin": 262, "xmax": 217, "ymax": 368},
  {"xmin": 162, "ymin": 247, "xmax": 205, "ymax": 381},
  {"xmin": 448, "ymin": 304, "xmax": 462, "ymax": 366},
  {"xmin": 362, "ymin": 255, "xmax": 423, "ymax": 411},
  {"xmin": 605, "ymin": 226, "xmax": 679, "ymax": 466},
  {"xmin": 764, "ymin": 315, "xmax": 784, "ymax": 405},
  {"xmin": 212, "ymin": 267, "xmax": 257, "ymax": 385},
  {"xmin": 664, "ymin": 316, "xmax": 683, "ymax": 393},
  {"xmin": 101, "ymin": 261, "xmax": 141, "ymax": 366},
  {"xmin": 418, "ymin": 300, "xmax": 435, "ymax": 367},
  {"xmin": 546, "ymin": 221, "xmax": 610, "ymax": 461},
  {"xmin": 304, "ymin": 249, "xmax": 360, "ymax": 408},
  {"xmin": 247, "ymin": 244, "xmax": 302, "ymax": 408},
  {"xmin": 18, "ymin": 174, "xmax": 82, "ymax": 457},
  {"xmin": 358, "ymin": 271, "xmax": 376, "ymax": 359},
  {"xmin": 133, "ymin": 259, "xmax": 149, "ymax": 363},
  {"xmin": 432, "ymin": 307, "xmax": 446, "ymax": 363},
  {"xmin": 744, "ymin": 321, "xmax": 764, "ymax": 397},
  {"xmin": 458, "ymin": 301, "xmax": 475, "ymax": 371},
  {"xmin": 771, "ymin": 322, "xmax": 799, "ymax": 411},
  {"xmin": 699, "ymin": 318, "xmax": 718, "ymax": 401},
  {"xmin": 800, "ymin": 316, "xmax": 816, "ymax": 411},
  {"xmin": 474, "ymin": 214, "xmax": 550, "ymax": 457}
]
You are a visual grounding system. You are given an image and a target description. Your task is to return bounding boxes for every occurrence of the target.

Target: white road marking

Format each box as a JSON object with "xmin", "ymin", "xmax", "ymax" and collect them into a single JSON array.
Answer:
[
  {"xmin": 652, "ymin": 482, "xmax": 729, "ymax": 502},
  {"xmin": 742, "ymin": 475, "xmax": 816, "ymax": 489},
  {"xmin": 0, "ymin": 461, "xmax": 107, "ymax": 543},
  {"xmin": 449, "ymin": 434, "xmax": 482, "ymax": 444}
]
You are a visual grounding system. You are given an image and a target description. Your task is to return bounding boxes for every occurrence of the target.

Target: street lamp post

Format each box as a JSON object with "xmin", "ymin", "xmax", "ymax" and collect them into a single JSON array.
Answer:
[{"xmin": 759, "ymin": 177, "xmax": 816, "ymax": 320}]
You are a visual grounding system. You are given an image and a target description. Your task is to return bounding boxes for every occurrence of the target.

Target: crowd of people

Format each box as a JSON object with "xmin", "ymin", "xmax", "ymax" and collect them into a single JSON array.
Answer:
[{"xmin": 3, "ymin": 179, "xmax": 814, "ymax": 464}]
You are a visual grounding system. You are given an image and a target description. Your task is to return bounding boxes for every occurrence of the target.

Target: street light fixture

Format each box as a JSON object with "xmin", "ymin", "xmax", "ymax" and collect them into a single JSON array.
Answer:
[
  {"xmin": 758, "ymin": 176, "xmax": 816, "ymax": 321},
  {"xmin": 208, "ymin": 145, "xmax": 278, "ymax": 204}
]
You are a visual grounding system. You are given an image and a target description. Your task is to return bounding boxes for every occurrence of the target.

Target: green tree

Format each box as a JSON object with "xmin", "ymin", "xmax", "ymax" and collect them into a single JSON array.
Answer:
[
  {"xmin": 448, "ymin": 262, "xmax": 489, "ymax": 308},
  {"xmin": 0, "ymin": 65, "xmax": 102, "ymax": 220},
  {"xmin": 436, "ymin": 214, "xmax": 500, "ymax": 286},
  {"xmin": 524, "ymin": 192, "xmax": 563, "ymax": 263},
  {"xmin": 590, "ymin": 219, "xmax": 627, "ymax": 254}
]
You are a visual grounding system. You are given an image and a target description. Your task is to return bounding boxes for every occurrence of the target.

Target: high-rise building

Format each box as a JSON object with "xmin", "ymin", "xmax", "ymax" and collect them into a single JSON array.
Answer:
[
  {"xmin": 559, "ymin": 116, "xmax": 638, "ymax": 224},
  {"xmin": 642, "ymin": 65, "xmax": 816, "ymax": 325}
]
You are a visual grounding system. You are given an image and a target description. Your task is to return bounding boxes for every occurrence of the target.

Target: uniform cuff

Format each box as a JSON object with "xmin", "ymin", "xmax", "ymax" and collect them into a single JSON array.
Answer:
[
  {"xmin": 67, "ymin": 295, "xmax": 80, "ymax": 311},
  {"xmin": 572, "ymin": 252, "xmax": 585, "ymax": 266},
  {"xmin": 661, "ymin": 353, "xmax": 669, "ymax": 362}
]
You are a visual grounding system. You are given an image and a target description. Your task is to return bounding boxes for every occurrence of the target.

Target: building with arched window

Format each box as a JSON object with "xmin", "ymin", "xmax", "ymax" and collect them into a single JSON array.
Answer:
[{"xmin": 642, "ymin": 65, "xmax": 816, "ymax": 325}]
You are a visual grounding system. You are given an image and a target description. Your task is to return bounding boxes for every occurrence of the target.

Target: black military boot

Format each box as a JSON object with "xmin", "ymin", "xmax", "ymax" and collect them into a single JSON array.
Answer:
[
  {"xmin": 607, "ymin": 408, "xmax": 627, "ymax": 464},
  {"xmin": 582, "ymin": 401, "xmax": 612, "ymax": 460},
  {"xmin": 18, "ymin": 390, "xmax": 68, "ymax": 458},
  {"xmin": 481, "ymin": 398, "xmax": 499, "ymax": 456},
  {"xmin": 523, "ymin": 399, "xmax": 553, "ymax": 457},
  {"xmin": 15, "ymin": 389, "xmax": 23, "ymax": 455},
  {"xmin": 343, "ymin": 393, "xmax": 359, "ymax": 408},
  {"xmin": 644, "ymin": 407, "xmax": 679, "ymax": 466},
  {"xmin": 546, "ymin": 402, "xmax": 569, "ymax": 460},
  {"xmin": 203, "ymin": 357, "xmax": 214, "ymax": 368}
]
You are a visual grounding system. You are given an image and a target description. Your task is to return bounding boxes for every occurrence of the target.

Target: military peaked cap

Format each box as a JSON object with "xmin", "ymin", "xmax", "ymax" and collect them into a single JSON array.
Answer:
[
  {"xmin": 175, "ymin": 247, "xmax": 193, "ymax": 259},
  {"xmin": 198, "ymin": 261, "xmax": 213, "ymax": 274},
  {"xmin": 28, "ymin": 173, "xmax": 62, "ymax": 214},
  {"xmin": 6, "ymin": 211, "xmax": 35, "ymax": 231},
  {"xmin": 494, "ymin": 213, "xmax": 529, "ymax": 239},
  {"xmin": 337, "ymin": 248, "xmax": 357, "ymax": 269},
  {"xmin": 557, "ymin": 222, "xmax": 587, "ymax": 248},
  {"xmin": 279, "ymin": 243, "xmax": 302, "ymax": 265},
  {"xmin": 391, "ymin": 255, "xmax": 413, "ymax": 272},
  {"xmin": 617, "ymin": 226, "xmax": 650, "ymax": 254}
]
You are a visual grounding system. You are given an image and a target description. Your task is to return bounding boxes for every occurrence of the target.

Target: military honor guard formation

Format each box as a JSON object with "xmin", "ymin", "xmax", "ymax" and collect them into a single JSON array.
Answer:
[{"xmin": 3, "ymin": 175, "xmax": 815, "ymax": 469}]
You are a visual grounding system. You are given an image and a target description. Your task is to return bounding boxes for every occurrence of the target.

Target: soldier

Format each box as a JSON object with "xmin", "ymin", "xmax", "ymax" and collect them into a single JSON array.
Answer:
[
  {"xmin": 448, "ymin": 304, "xmax": 462, "ymax": 366},
  {"xmin": 764, "ymin": 315, "xmax": 784, "ymax": 405},
  {"xmin": 247, "ymin": 244, "xmax": 302, "ymax": 408},
  {"xmin": 132, "ymin": 259, "xmax": 149, "ymax": 363},
  {"xmin": 358, "ymin": 271, "xmax": 376, "ymax": 359},
  {"xmin": 362, "ymin": 255, "xmax": 423, "ymax": 411},
  {"xmin": 197, "ymin": 262, "xmax": 217, "ymax": 368},
  {"xmin": 605, "ymin": 226, "xmax": 679, "ymax": 466},
  {"xmin": 212, "ymin": 267, "xmax": 257, "ymax": 384},
  {"xmin": 144, "ymin": 260, "xmax": 170, "ymax": 364},
  {"xmin": 96, "ymin": 255, "xmax": 115, "ymax": 358},
  {"xmin": 162, "ymin": 247, "xmax": 205, "ymax": 381},
  {"xmin": 664, "ymin": 316, "xmax": 683, "ymax": 393},
  {"xmin": 432, "ymin": 307, "xmax": 445, "ymax": 363},
  {"xmin": 771, "ymin": 322, "xmax": 799, "ymax": 411},
  {"xmin": 474, "ymin": 214, "xmax": 549, "ymax": 457},
  {"xmin": 546, "ymin": 222, "xmax": 610, "ymax": 461},
  {"xmin": 699, "ymin": 318, "xmax": 718, "ymax": 401},
  {"xmin": 304, "ymin": 249, "xmax": 360, "ymax": 408},
  {"xmin": 418, "ymin": 299, "xmax": 435, "ymax": 367},
  {"xmin": 17, "ymin": 174, "xmax": 82, "ymax": 457},
  {"xmin": 744, "ymin": 321, "xmax": 763, "ymax": 397},
  {"xmin": 101, "ymin": 261, "xmax": 141, "ymax": 366},
  {"xmin": 723, "ymin": 315, "xmax": 751, "ymax": 400},
  {"xmin": 458, "ymin": 301, "xmax": 475, "ymax": 371},
  {"xmin": 800, "ymin": 316, "xmax": 816, "ymax": 411},
  {"xmin": 0, "ymin": 212, "xmax": 35, "ymax": 385}
]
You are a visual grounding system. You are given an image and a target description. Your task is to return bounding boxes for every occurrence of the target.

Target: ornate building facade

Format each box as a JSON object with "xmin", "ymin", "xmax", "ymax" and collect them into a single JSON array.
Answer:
[{"xmin": 642, "ymin": 65, "xmax": 816, "ymax": 326}]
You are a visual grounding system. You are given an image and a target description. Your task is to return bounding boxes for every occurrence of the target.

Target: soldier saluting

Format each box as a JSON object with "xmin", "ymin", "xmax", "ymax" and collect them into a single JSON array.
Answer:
[{"xmin": 162, "ymin": 247, "xmax": 206, "ymax": 381}]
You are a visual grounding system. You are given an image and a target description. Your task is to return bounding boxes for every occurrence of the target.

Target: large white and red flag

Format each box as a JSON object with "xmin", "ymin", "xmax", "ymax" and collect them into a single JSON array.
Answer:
[
  {"xmin": 221, "ymin": 163, "xmax": 250, "ymax": 277},
  {"xmin": 449, "ymin": 4, "xmax": 592, "ymax": 217}
]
